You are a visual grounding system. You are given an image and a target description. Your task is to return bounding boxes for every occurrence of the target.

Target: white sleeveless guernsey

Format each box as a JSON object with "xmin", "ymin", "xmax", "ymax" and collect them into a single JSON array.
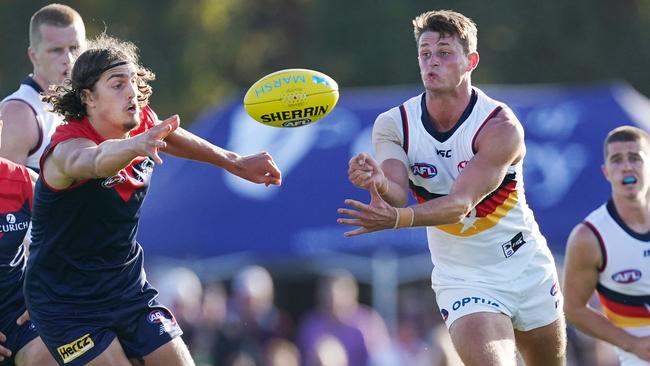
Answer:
[
  {"xmin": 585, "ymin": 201, "xmax": 650, "ymax": 365},
  {"xmin": 376, "ymin": 87, "xmax": 549, "ymax": 282},
  {"xmin": 1, "ymin": 77, "xmax": 64, "ymax": 171}
]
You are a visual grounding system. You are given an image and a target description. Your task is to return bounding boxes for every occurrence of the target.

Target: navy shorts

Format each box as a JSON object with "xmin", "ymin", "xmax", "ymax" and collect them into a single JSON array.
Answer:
[
  {"xmin": 0, "ymin": 303, "xmax": 39, "ymax": 366},
  {"xmin": 30, "ymin": 299, "xmax": 183, "ymax": 366}
]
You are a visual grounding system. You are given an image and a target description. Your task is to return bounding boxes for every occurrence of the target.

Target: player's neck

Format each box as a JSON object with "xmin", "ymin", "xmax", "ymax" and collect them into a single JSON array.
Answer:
[
  {"xmin": 87, "ymin": 116, "xmax": 131, "ymax": 140},
  {"xmin": 425, "ymin": 83, "xmax": 472, "ymax": 132},
  {"xmin": 31, "ymin": 73, "xmax": 54, "ymax": 95},
  {"xmin": 612, "ymin": 192, "xmax": 650, "ymax": 231}
]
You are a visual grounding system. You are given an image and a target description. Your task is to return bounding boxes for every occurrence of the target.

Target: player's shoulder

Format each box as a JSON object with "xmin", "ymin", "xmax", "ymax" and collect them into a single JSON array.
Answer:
[
  {"xmin": 479, "ymin": 106, "xmax": 524, "ymax": 143},
  {"xmin": 0, "ymin": 157, "xmax": 31, "ymax": 184},
  {"xmin": 567, "ymin": 221, "xmax": 602, "ymax": 251},
  {"xmin": 52, "ymin": 119, "xmax": 101, "ymax": 146},
  {"xmin": 1, "ymin": 99, "xmax": 38, "ymax": 123},
  {"xmin": 375, "ymin": 93, "xmax": 422, "ymax": 125},
  {"xmin": 474, "ymin": 105, "xmax": 523, "ymax": 150}
]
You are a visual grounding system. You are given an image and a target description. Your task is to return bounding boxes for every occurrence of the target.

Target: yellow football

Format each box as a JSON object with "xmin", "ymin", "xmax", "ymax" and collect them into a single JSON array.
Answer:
[{"xmin": 243, "ymin": 68, "xmax": 339, "ymax": 128}]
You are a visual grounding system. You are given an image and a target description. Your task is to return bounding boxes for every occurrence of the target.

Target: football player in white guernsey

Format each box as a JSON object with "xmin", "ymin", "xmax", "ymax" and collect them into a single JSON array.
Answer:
[
  {"xmin": 564, "ymin": 126, "xmax": 650, "ymax": 366},
  {"xmin": 0, "ymin": 4, "xmax": 86, "ymax": 178},
  {"xmin": 337, "ymin": 10, "xmax": 566, "ymax": 366}
]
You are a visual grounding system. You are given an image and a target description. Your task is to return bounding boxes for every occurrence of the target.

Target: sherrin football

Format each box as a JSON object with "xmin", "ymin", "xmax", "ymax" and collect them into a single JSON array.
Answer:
[{"xmin": 243, "ymin": 68, "xmax": 339, "ymax": 128}]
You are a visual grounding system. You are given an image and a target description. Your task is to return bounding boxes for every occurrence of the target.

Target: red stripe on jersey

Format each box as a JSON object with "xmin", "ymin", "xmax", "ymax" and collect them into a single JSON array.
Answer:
[
  {"xmin": 598, "ymin": 292, "xmax": 650, "ymax": 318},
  {"xmin": 583, "ymin": 220, "xmax": 607, "ymax": 272},
  {"xmin": 471, "ymin": 106, "xmax": 502, "ymax": 154},
  {"xmin": 399, "ymin": 104, "xmax": 409, "ymax": 153},
  {"xmin": 474, "ymin": 180, "xmax": 517, "ymax": 217},
  {"xmin": 412, "ymin": 189, "xmax": 428, "ymax": 204}
]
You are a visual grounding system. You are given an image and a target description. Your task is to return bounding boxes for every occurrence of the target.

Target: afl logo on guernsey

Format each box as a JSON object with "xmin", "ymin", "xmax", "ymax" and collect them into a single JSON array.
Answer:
[
  {"xmin": 102, "ymin": 172, "xmax": 127, "ymax": 188},
  {"xmin": 411, "ymin": 163, "xmax": 437, "ymax": 178},
  {"xmin": 612, "ymin": 269, "xmax": 642, "ymax": 284}
]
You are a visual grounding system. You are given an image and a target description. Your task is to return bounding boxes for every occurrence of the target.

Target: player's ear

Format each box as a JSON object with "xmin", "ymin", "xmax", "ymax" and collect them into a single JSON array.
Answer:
[
  {"xmin": 467, "ymin": 52, "xmax": 479, "ymax": 72},
  {"xmin": 80, "ymin": 89, "xmax": 95, "ymax": 109},
  {"xmin": 601, "ymin": 164, "xmax": 609, "ymax": 181},
  {"xmin": 27, "ymin": 47, "xmax": 37, "ymax": 65}
]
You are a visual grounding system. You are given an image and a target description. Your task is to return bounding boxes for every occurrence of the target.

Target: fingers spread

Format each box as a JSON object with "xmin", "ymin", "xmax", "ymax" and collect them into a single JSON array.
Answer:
[
  {"xmin": 344, "ymin": 227, "xmax": 371, "ymax": 237},
  {"xmin": 343, "ymin": 199, "xmax": 369, "ymax": 211}
]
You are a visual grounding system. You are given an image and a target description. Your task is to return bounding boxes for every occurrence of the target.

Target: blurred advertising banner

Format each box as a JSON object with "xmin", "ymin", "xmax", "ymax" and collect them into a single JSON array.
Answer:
[{"xmin": 139, "ymin": 82, "xmax": 650, "ymax": 261}]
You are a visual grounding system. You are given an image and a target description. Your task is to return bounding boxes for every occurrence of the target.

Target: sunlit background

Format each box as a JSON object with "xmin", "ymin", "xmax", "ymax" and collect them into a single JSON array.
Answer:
[{"xmin": 2, "ymin": 1, "xmax": 649, "ymax": 365}]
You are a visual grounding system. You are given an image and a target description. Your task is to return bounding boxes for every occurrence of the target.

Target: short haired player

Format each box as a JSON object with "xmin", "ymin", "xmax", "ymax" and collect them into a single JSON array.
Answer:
[
  {"xmin": 337, "ymin": 10, "xmax": 566, "ymax": 366},
  {"xmin": 0, "ymin": 4, "xmax": 86, "ymax": 178},
  {"xmin": 564, "ymin": 126, "xmax": 650, "ymax": 366}
]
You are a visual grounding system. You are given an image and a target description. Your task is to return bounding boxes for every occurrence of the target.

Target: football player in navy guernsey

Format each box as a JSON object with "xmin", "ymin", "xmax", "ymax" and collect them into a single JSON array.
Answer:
[
  {"xmin": 337, "ymin": 10, "xmax": 566, "ymax": 366},
  {"xmin": 564, "ymin": 126, "xmax": 650, "ymax": 366},
  {"xmin": 24, "ymin": 34, "xmax": 281, "ymax": 366},
  {"xmin": 0, "ymin": 118, "xmax": 57, "ymax": 366}
]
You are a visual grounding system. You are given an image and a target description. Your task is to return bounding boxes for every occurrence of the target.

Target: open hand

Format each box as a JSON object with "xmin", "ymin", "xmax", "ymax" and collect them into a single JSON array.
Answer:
[
  {"xmin": 132, "ymin": 115, "xmax": 180, "ymax": 164},
  {"xmin": 337, "ymin": 184, "xmax": 396, "ymax": 236}
]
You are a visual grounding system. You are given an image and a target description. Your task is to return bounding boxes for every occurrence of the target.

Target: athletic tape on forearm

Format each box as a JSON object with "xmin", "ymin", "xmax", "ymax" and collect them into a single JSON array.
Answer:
[
  {"xmin": 393, "ymin": 207, "xmax": 400, "ymax": 229},
  {"xmin": 394, "ymin": 207, "xmax": 414, "ymax": 229}
]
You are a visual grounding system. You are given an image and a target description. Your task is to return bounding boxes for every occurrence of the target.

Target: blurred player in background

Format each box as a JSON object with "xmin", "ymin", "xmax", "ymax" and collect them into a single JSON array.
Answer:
[
  {"xmin": 0, "ymin": 116, "xmax": 56, "ymax": 366},
  {"xmin": 0, "ymin": 4, "xmax": 86, "ymax": 179},
  {"xmin": 23, "ymin": 34, "xmax": 281, "ymax": 366},
  {"xmin": 337, "ymin": 9, "xmax": 566, "ymax": 365},
  {"xmin": 564, "ymin": 126, "xmax": 650, "ymax": 365}
]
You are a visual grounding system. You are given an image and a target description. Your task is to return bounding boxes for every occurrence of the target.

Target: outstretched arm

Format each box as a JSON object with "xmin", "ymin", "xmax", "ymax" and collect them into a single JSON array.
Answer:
[
  {"xmin": 563, "ymin": 223, "xmax": 650, "ymax": 361},
  {"xmin": 162, "ymin": 118, "xmax": 281, "ymax": 186},
  {"xmin": 42, "ymin": 115, "xmax": 179, "ymax": 189},
  {"xmin": 338, "ymin": 108, "xmax": 524, "ymax": 236}
]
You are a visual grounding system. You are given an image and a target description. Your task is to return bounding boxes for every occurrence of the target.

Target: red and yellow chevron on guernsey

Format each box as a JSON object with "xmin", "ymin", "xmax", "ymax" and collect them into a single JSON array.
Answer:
[{"xmin": 598, "ymin": 291, "xmax": 650, "ymax": 328}]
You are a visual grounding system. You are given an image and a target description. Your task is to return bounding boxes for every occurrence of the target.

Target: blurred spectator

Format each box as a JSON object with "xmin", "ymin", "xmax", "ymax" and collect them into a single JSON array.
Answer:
[
  {"xmin": 265, "ymin": 338, "xmax": 300, "ymax": 366},
  {"xmin": 314, "ymin": 335, "xmax": 349, "ymax": 366},
  {"xmin": 212, "ymin": 265, "xmax": 293, "ymax": 365},
  {"xmin": 155, "ymin": 266, "xmax": 204, "ymax": 348},
  {"xmin": 297, "ymin": 269, "xmax": 391, "ymax": 366},
  {"xmin": 188, "ymin": 281, "xmax": 229, "ymax": 365}
]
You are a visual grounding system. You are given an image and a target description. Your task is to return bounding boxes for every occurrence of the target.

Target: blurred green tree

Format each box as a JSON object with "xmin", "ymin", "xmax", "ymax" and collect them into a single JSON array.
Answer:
[{"xmin": 0, "ymin": 0, "xmax": 647, "ymax": 124}]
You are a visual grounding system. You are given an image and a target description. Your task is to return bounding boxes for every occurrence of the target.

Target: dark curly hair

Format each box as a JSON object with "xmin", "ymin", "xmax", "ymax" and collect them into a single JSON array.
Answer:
[{"xmin": 45, "ymin": 34, "xmax": 155, "ymax": 121}]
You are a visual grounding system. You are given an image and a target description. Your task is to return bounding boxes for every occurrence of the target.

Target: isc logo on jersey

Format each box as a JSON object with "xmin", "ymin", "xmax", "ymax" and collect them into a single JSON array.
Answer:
[{"xmin": 57, "ymin": 334, "xmax": 94, "ymax": 364}]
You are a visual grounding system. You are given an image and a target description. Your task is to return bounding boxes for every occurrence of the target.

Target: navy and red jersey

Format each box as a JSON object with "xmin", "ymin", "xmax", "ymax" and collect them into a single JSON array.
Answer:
[
  {"xmin": 0, "ymin": 158, "xmax": 32, "ymax": 311},
  {"xmin": 25, "ymin": 106, "xmax": 159, "ymax": 314}
]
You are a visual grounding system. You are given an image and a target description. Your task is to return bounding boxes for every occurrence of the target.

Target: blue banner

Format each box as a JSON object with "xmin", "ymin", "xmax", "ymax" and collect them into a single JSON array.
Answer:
[{"xmin": 138, "ymin": 82, "xmax": 649, "ymax": 260}]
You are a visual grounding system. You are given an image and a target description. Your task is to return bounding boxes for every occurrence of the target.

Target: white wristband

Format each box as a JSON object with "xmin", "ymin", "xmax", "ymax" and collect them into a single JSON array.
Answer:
[{"xmin": 393, "ymin": 207, "xmax": 400, "ymax": 229}]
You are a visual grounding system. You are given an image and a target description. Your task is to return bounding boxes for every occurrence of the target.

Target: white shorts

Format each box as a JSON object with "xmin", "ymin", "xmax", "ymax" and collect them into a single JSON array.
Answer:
[{"xmin": 433, "ymin": 246, "xmax": 563, "ymax": 331}]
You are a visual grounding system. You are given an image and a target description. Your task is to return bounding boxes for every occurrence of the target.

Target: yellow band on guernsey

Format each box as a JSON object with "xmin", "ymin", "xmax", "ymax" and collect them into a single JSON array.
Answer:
[
  {"xmin": 57, "ymin": 334, "xmax": 95, "ymax": 364},
  {"xmin": 602, "ymin": 307, "xmax": 650, "ymax": 328}
]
